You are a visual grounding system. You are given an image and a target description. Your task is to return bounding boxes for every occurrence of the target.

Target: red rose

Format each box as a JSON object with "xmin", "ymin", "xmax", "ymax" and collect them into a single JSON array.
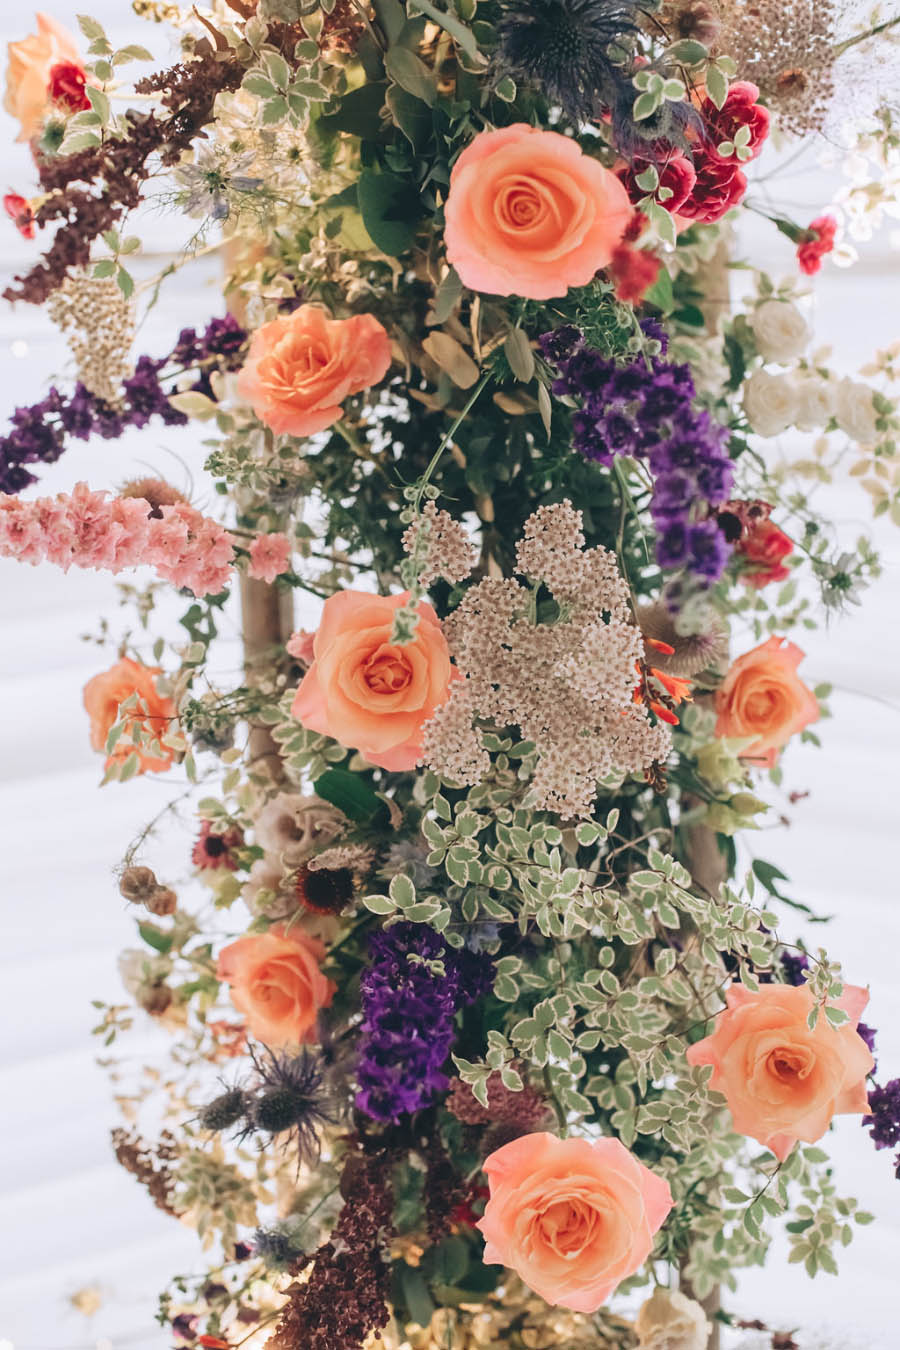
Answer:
[
  {"xmin": 701, "ymin": 81, "xmax": 770, "ymax": 163},
  {"xmin": 677, "ymin": 145, "xmax": 747, "ymax": 224},
  {"xmin": 608, "ymin": 245, "xmax": 661, "ymax": 303},
  {"xmin": 47, "ymin": 59, "xmax": 91, "ymax": 112},
  {"xmin": 736, "ymin": 518, "xmax": 794, "ymax": 588},
  {"xmin": 3, "ymin": 192, "xmax": 35, "ymax": 239},
  {"xmin": 617, "ymin": 151, "xmax": 697, "ymax": 215},
  {"xmin": 797, "ymin": 215, "xmax": 837, "ymax": 275}
]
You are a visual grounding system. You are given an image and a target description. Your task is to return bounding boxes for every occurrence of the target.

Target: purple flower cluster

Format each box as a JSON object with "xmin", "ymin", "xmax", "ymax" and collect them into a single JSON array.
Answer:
[
  {"xmin": 355, "ymin": 922, "xmax": 494, "ymax": 1123},
  {"xmin": 539, "ymin": 325, "xmax": 734, "ymax": 583},
  {"xmin": 0, "ymin": 314, "xmax": 246, "ymax": 495},
  {"xmin": 864, "ymin": 1079, "xmax": 900, "ymax": 1175}
]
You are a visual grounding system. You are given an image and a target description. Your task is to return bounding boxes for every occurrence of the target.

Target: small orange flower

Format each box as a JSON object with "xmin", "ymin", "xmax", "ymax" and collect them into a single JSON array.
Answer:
[
  {"xmin": 633, "ymin": 661, "xmax": 693, "ymax": 726},
  {"xmin": 83, "ymin": 657, "xmax": 177, "ymax": 775}
]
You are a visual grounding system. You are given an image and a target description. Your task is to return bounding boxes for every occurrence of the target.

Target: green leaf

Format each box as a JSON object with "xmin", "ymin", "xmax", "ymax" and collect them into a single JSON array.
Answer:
[
  {"xmin": 262, "ymin": 96, "xmax": 289, "ymax": 124},
  {"xmin": 389, "ymin": 873, "xmax": 416, "ymax": 908},
  {"xmin": 357, "ymin": 169, "xmax": 419, "ymax": 256},
  {"xmin": 77, "ymin": 14, "xmax": 107, "ymax": 41},
  {"xmin": 364, "ymin": 894, "xmax": 398, "ymax": 915},
  {"xmin": 386, "ymin": 86, "xmax": 434, "ymax": 150},
  {"xmin": 385, "ymin": 46, "xmax": 437, "ymax": 106},
  {"xmin": 665, "ymin": 39, "xmax": 708, "ymax": 64},
  {"xmin": 372, "ymin": 0, "xmax": 407, "ymax": 44},
  {"xmin": 706, "ymin": 63, "xmax": 728, "ymax": 110},
  {"xmin": 313, "ymin": 767, "xmax": 382, "ymax": 822},
  {"xmin": 138, "ymin": 922, "xmax": 173, "ymax": 954},
  {"xmin": 243, "ymin": 73, "xmax": 279, "ymax": 99},
  {"xmin": 494, "ymin": 75, "xmax": 516, "ymax": 101},
  {"xmin": 262, "ymin": 49, "xmax": 291, "ymax": 89},
  {"xmin": 633, "ymin": 90, "xmax": 660, "ymax": 121},
  {"xmin": 116, "ymin": 267, "xmax": 134, "ymax": 299},
  {"xmin": 399, "ymin": 1264, "xmax": 435, "ymax": 1327},
  {"xmin": 504, "ymin": 328, "xmax": 535, "ymax": 383},
  {"xmin": 409, "ymin": 0, "xmax": 479, "ymax": 59},
  {"xmin": 319, "ymin": 82, "xmax": 388, "ymax": 137},
  {"xmin": 113, "ymin": 44, "xmax": 154, "ymax": 64},
  {"xmin": 643, "ymin": 267, "xmax": 674, "ymax": 314},
  {"xmin": 86, "ymin": 86, "xmax": 110, "ymax": 124},
  {"xmin": 92, "ymin": 259, "xmax": 116, "ymax": 279}
]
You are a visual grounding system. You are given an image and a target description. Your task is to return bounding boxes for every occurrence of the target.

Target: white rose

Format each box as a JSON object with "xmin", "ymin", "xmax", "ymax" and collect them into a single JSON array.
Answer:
[
  {"xmin": 743, "ymin": 369, "xmax": 799, "ymax": 437},
  {"xmin": 749, "ymin": 299, "xmax": 810, "ymax": 364},
  {"xmin": 635, "ymin": 1287, "xmax": 711, "ymax": 1350},
  {"xmin": 794, "ymin": 378, "xmax": 834, "ymax": 431},
  {"xmin": 834, "ymin": 377, "xmax": 879, "ymax": 443}
]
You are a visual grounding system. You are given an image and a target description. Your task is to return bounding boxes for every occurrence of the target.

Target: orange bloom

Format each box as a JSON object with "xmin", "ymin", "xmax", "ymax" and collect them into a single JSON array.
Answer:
[
  {"xmin": 687, "ymin": 982, "xmax": 874, "ymax": 1161},
  {"xmin": 236, "ymin": 304, "xmax": 392, "ymax": 437},
  {"xmin": 444, "ymin": 124, "xmax": 632, "ymax": 300},
  {"xmin": 4, "ymin": 13, "xmax": 82, "ymax": 142},
  {"xmin": 83, "ymin": 657, "xmax": 176, "ymax": 775},
  {"xmin": 291, "ymin": 590, "xmax": 455, "ymax": 771},
  {"xmin": 216, "ymin": 926, "xmax": 336, "ymax": 1048},
  {"xmin": 714, "ymin": 635, "xmax": 819, "ymax": 769},
  {"xmin": 634, "ymin": 663, "xmax": 692, "ymax": 726},
  {"xmin": 477, "ymin": 1131, "xmax": 672, "ymax": 1313}
]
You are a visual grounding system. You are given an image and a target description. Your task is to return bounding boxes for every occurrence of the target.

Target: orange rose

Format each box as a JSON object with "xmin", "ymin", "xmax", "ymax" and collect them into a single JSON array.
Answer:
[
  {"xmin": 291, "ymin": 590, "xmax": 455, "ymax": 771},
  {"xmin": 476, "ymin": 1132, "xmax": 672, "ymax": 1313},
  {"xmin": 83, "ymin": 657, "xmax": 177, "ymax": 775},
  {"xmin": 4, "ymin": 13, "xmax": 82, "ymax": 142},
  {"xmin": 714, "ymin": 635, "xmax": 819, "ymax": 769},
  {"xmin": 444, "ymin": 124, "xmax": 632, "ymax": 300},
  {"xmin": 236, "ymin": 304, "xmax": 392, "ymax": 437},
  {"xmin": 686, "ymin": 982, "xmax": 874, "ymax": 1161},
  {"xmin": 216, "ymin": 926, "xmax": 336, "ymax": 1047}
]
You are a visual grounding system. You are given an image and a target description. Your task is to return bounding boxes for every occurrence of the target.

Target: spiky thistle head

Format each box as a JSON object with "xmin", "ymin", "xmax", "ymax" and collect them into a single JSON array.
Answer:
[
  {"xmin": 492, "ymin": 0, "xmax": 643, "ymax": 125},
  {"xmin": 245, "ymin": 1045, "xmax": 334, "ymax": 1165}
]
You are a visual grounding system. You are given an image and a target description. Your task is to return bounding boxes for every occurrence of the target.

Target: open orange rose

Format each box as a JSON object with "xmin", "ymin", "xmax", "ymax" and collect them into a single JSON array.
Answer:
[
  {"xmin": 714, "ymin": 635, "xmax": 819, "ymax": 768},
  {"xmin": 216, "ymin": 926, "xmax": 336, "ymax": 1047},
  {"xmin": 83, "ymin": 657, "xmax": 177, "ymax": 775},
  {"xmin": 687, "ymin": 982, "xmax": 874, "ymax": 1161},
  {"xmin": 4, "ymin": 13, "xmax": 82, "ymax": 142},
  {"xmin": 476, "ymin": 1132, "xmax": 672, "ymax": 1313},
  {"xmin": 291, "ymin": 590, "xmax": 455, "ymax": 771},
  {"xmin": 444, "ymin": 124, "xmax": 632, "ymax": 300},
  {"xmin": 236, "ymin": 304, "xmax": 392, "ymax": 437}
]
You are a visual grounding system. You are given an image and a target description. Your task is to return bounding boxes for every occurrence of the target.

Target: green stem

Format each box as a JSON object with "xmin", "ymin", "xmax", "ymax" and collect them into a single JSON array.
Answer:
[
  {"xmin": 833, "ymin": 12, "xmax": 900, "ymax": 57},
  {"xmin": 413, "ymin": 373, "xmax": 490, "ymax": 512}
]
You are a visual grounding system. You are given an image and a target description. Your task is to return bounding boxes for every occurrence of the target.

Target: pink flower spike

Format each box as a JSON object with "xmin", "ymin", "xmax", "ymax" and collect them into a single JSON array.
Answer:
[{"xmin": 248, "ymin": 532, "xmax": 292, "ymax": 583}]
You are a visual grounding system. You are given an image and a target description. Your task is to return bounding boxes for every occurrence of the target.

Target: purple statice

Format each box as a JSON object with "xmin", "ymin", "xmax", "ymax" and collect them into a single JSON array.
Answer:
[
  {"xmin": 355, "ymin": 922, "xmax": 493, "ymax": 1123},
  {"xmin": 540, "ymin": 325, "xmax": 735, "ymax": 585},
  {"xmin": 864, "ymin": 1079, "xmax": 900, "ymax": 1152},
  {"xmin": 0, "ymin": 315, "xmax": 247, "ymax": 495},
  {"xmin": 858, "ymin": 1022, "xmax": 877, "ymax": 1056}
]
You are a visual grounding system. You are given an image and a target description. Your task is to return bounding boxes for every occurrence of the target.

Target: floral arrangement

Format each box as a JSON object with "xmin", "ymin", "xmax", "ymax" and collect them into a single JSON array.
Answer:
[{"xmin": 3, "ymin": 2, "xmax": 900, "ymax": 1348}]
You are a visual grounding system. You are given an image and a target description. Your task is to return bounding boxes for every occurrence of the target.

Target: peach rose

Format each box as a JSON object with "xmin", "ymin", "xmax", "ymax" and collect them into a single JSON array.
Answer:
[
  {"xmin": 4, "ymin": 13, "xmax": 82, "ymax": 142},
  {"xmin": 236, "ymin": 304, "xmax": 392, "ymax": 437},
  {"xmin": 83, "ymin": 657, "xmax": 177, "ymax": 775},
  {"xmin": 291, "ymin": 590, "xmax": 455, "ymax": 771},
  {"xmin": 476, "ymin": 1132, "xmax": 673, "ymax": 1313},
  {"xmin": 216, "ymin": 926, "xmax": 336, "ymax": 1047},
  {"xmin": 686, "ymin": 982, "xmax": 874, "ymax": 1161},
  {"xmin": 714, "ymin": 635, "xmax": 819, "ymax": 769},
  {"xmin": 444, "ymin": 124, "xmax": 632, "ymax": 300}
]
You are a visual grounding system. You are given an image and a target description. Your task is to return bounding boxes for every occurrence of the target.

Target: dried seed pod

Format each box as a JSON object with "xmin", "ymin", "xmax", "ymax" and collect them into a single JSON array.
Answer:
[
  {"xmin": 138, "ymin": 982, "xmax": 173, "ymax": 1016},
  {"xmin": 144, "ymin": 885, "xmax": 178, "ymax": 917},
  {"xmin": 119, "ymin": 865, "xmax": 160, "ymax": 904}
]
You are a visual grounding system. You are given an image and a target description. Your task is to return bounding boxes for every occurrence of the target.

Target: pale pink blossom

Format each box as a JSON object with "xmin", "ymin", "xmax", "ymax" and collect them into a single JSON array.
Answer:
[
  {"xmin": 286, "ymin": 629, "xmax": 316, "ymax": 663},
  {"xmin": 248, "ymin": 532, "xmax": 292, "ymax": 583}
]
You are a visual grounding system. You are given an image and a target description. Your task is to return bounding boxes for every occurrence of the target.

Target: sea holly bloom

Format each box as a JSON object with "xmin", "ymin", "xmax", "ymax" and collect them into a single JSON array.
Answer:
[
  {"xmin": 797, "ymin": 215, "xmax": 838, "ymax": 275},
  {"xmin": 687, "ymin": 982, "xmax": 874, "ymax": 1161},
  {"xmin": 292, "ymin": 590, "xmax": 456, "ymax": 771},
  {"xmin": 476, "ymin": 1132, "xmax": 672, "ymax": 1312},
  {"xmin": 444, "ymin": 124, "xmax": 632, "ymax": 300},
  {"xmin": 714, "ymin": 636, "xmax": 819, "ymax": 768},
  {"xmin": 236, "ymin": 304, "xmax": 392, "ymax": 438},
  {"xmin": 3, "ymin": 192, "xmax": 35, "ymax": 239},
  {"xmin": 3, "ymin": 12, "xmax": 83, "ymax": 142}
]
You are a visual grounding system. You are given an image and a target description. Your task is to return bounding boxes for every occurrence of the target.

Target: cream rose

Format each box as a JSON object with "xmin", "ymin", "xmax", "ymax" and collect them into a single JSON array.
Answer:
[
  {"xmin": 834, "ymin": 377, "xmax": 879, "ymax": 444},
  {"xmin": 635, "ymin": 1288, "xmax": 711, "ymax": 1350},
  {"xmin": 794, "ymin": 377, "xmax": 833, "ymax": 431},
  {"xmin": 750, "ymin": 299, "xmax": 810, "ymax": 364},
  {"xmin": 743, "ymin": 369, "xmax": 799, "ymax": 437}
]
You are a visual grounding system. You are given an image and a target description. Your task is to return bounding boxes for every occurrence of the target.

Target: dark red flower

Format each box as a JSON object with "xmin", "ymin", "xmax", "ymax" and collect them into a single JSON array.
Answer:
[
  {"xmin": 192, "ymin": 820, "xmax": 243, "ymax": 871},
  {"xmin": 677, "ymin": 144, "xmax": 747, "ymax": 224},
  {"xmin": 608, "ymin": 244, "xmax": 661, "ymax": 303},
  {"xmin": 700, "ymin": 80, "xmax": 770, "ymax": 163},
  {"xmin": 736, "ymin": 518, "xmax": 794, "ymax": 587},
  {"xmin": 797, "ymin": 214, "xmax": 837, "ymax": 275},
  {"xmin": 3, "ymin": 192, "xmax": 35, "ymax": 240},
  {"xmin": 618, "ymin": 151, "xmax": 697, "ymax": 215},
  {"xmin": 47, "ymin": 60, "xmax": 91, "ymax": 113}
]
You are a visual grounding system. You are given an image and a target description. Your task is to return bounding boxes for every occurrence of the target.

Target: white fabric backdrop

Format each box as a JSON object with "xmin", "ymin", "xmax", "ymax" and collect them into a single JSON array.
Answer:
[{"xmin": 0, "ymin": 9, "xmax": 898, "ymax": 1348}]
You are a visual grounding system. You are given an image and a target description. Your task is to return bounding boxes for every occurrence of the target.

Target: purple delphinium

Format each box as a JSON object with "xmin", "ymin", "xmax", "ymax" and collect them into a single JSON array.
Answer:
[
  {"xmin": 0, "ymin": 314, "xmax": 247, "ymax": 495},
  {"xmin": 539, "ymin": 325, "xmax": 734, "ymax": 585},
  {"xmin": 355, "ymin": 922, "xmax": 493, "ymax": 1123},
  {"xmin": 864, "ymin": 1079, "xmax": 900, "ymax": 1152},
  {"xmin": 780, "ymin": 950, "xmax": 810, "ymax": 986},
  {"xmin": 857, "ymin": 1022, "xmax": 877, "ymax": 1056}
]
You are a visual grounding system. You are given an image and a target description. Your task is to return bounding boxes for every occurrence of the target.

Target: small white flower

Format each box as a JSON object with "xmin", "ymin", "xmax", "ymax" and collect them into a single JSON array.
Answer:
[
  {"xmin": 749, "ymin": 299, "xmax": 810, "ymax": 364},
  {"xmin": 834, "ymin": 377, "xmax": 879, "ymax": 444},
  {"xmin": 635, "ymin": 1287, "xmax": 711, "ymax": 1350},
  {"xmin": 743, "ymin": 369, "xmax": 799, "ymax": 437},
  {"xmin": 794, "ymin": 378, "xmax": 834, "ymax": 431}
]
